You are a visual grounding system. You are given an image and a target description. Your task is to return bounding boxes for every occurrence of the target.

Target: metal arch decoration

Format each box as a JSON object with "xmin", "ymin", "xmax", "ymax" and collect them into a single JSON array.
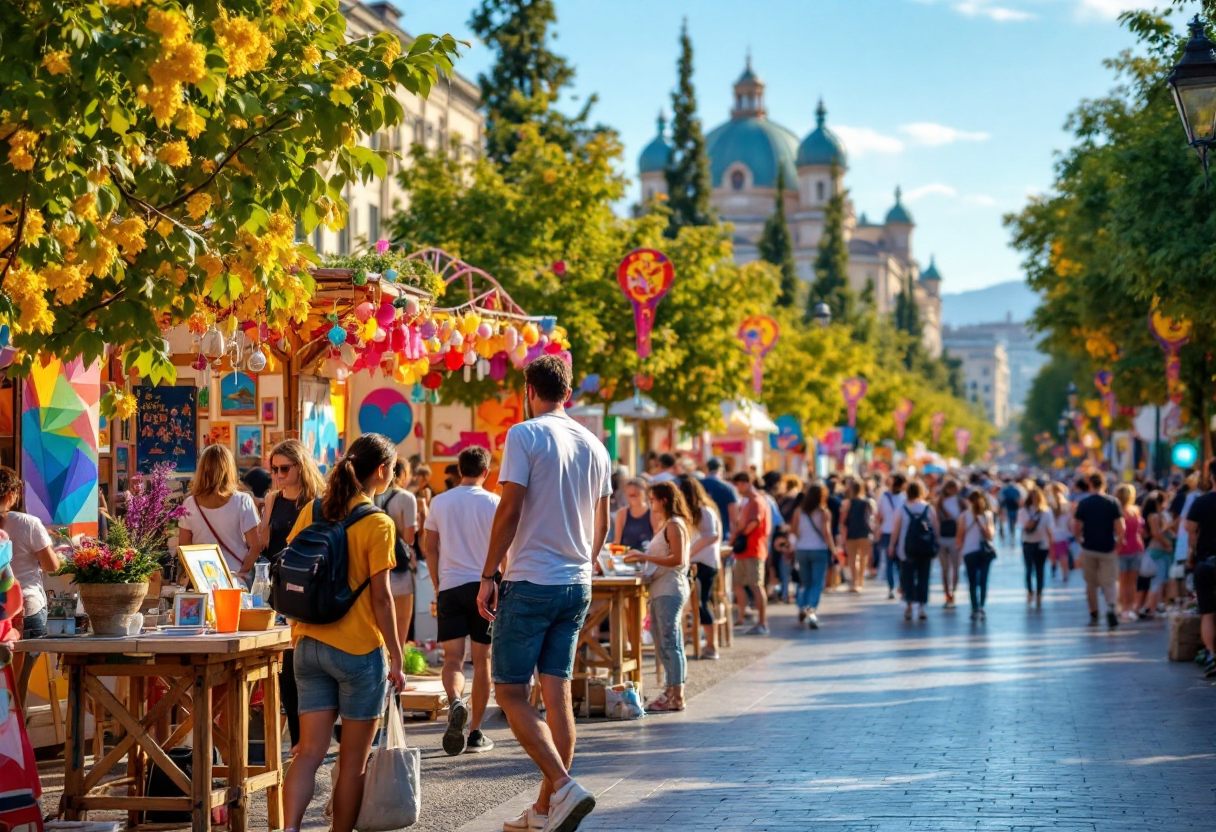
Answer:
[{"xmin": 406, "ymin": 247, "xmax": 535, "ymax": 320}]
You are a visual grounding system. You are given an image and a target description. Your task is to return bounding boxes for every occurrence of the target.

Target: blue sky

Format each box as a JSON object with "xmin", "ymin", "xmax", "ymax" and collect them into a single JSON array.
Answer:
[{"xmin": 401, "ymin": 0, "xmax": 1191, "ymax": 293}]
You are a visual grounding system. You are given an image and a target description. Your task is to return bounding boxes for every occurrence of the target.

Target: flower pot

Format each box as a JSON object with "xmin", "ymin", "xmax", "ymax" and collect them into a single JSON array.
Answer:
[{"xmin": 78, "ymin": 582, "xmax": 149, "ymax": 636}]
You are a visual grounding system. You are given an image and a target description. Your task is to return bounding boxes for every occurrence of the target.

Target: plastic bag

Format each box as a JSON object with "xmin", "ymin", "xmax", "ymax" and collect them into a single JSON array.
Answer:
[
  {"xmin": 605, "ymin": 682, "xmax": 645, "ymax": 720},
  {"xmin": 355, "ymin": 696, "xmax": 420, "ymax": 831}
]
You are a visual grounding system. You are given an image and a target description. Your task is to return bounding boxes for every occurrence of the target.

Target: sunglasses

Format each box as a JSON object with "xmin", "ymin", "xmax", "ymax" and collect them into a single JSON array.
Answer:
[{"xmin": 271, "ymin": 464, "xmax": 296, "ymax": 475}]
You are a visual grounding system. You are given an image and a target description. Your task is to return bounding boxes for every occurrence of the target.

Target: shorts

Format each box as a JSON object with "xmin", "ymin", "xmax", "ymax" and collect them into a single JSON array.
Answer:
[
  {"xmin": 1194, "ymin": 557, "xmax": 1216, "ymax": 616},
  {"xmin": 1118, "ymin": 555, "xmax": 1142, "ymax": 574},
  {"xmin": 937, "ymin": 539, "xmax": 961, "ymax": 566},
  {"xmin": 22, "ymin": 607, "xmax": 48, "ymax": 639},
  {"xmin": 293, "ymin": 636, "xmax": 388, "ymax": 722},
  {"xmin": 1079, "ymin": 549, "xmax": 1118, "ymax": 590},
  {"xmin": 390, "ymin": 568, "xmax": 415, "ymax": 596},
  {"xmin": 733, "ymin": 557, "xmax": 764, "ymax": 590},
  {"xmin": 1135, "ymin": 574, "xmax": 1152, "ymax": 593},
  {"xmin": 491, "ymin": 581, "xmax": 590, "ymax": 685},
  {"xmin": 437, "ymin": 581, "xmax": 492, "ymax": 645},
  {"xmin": 1148, "ymin": 549, "xmax": 1174, "ymax": 591},
  {"xmin": 1050, "ymin": 541, "xmax": 1070, "ymax": 562}
]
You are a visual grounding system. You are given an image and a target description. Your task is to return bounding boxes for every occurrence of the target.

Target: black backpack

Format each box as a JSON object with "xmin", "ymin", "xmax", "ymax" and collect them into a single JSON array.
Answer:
[
  {"xmin": 904, "ymin": 505, "xmax": 939, "ymax": 560},
  {"xmin": 270, "ymin": 498, "xmax": 382, "ymax": 625}
]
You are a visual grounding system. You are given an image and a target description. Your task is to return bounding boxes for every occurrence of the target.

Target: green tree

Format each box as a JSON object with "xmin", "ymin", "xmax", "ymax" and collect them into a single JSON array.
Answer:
[
  {"xmin": 0, "ymin": 0, "xmax": 460, "ymax": 414},
  {"xmin": 664, "ymin": 20, "xmax": 714, "ymax": 236},
  {"xmin": 470, "ymin": 0, "xmax": 606, "ymax": 166},
  {"xmin": 1019, "ymin": 353, "xmax": 1084, "ymax": 460},
  {"xmin": 808, "ymin": 167, "xmax": 855, "ymax": 325},
  {"xmin": 758, "ymin": 170, "xmax": 798, "ymax": 307}
]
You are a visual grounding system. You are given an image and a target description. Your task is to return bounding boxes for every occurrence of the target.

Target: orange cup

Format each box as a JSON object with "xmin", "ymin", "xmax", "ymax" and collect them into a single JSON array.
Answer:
[{"xmin": 212, "ymin": 588, "xmax": 245, "ymax": 634}]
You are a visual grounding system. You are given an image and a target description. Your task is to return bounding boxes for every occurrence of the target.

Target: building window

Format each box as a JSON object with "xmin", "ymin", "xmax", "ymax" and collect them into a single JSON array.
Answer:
[
  {"xmin": 369, "ymin": 205, "xmax": 380, "ymax": 241},
  {"xmin": 983, "ymin": 384, "xmax": 991, "ymax": 393},
  {"xmin": 816, "ymin": 181, "xmax": 825, "ymax": 202},
  {"xmin": 982, "ymin": 367, "xmax": 990, "ymax": 376},
  {"xmin": 730, "ymin": 170, "xmax": 745, "ymax": 190}
]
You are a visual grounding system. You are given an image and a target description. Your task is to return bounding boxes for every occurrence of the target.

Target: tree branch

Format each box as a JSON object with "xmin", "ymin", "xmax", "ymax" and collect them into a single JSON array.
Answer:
[
  {"xmin": 158, "ymin": 114, "xmax": 295, "ymax": 213},
  {"xmin": 57, "ymin": 288, "xmax": 128, "ymax": 340}
]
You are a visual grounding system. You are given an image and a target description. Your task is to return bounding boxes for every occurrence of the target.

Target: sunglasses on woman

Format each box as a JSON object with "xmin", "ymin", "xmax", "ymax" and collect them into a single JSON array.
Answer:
[{"xmin": 271, "ymin": 464, "xmax": 296, "ymax": 475}]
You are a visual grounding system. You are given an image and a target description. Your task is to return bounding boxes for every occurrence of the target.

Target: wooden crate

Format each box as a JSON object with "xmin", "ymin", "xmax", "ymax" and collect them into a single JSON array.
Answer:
[{"xmin": 398, "ymin": 678, "xmax": 450, "ymax": 721}]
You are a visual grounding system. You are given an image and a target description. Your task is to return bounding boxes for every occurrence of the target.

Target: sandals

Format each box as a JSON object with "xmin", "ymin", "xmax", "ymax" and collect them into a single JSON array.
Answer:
[{"xmin": 646, "ymin": 694, "xmax": 685, "ymax": 713}]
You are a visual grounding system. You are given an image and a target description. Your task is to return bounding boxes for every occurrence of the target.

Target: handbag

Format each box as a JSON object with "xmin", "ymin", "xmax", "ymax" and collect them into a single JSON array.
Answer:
[
  {"xmin": 1138, "ymin": 551, "xmax": 1158, "ymax": 578},
  {"xmin": 355, "ymin": 695, "xmax": 420, "ymax": 830},
  {"xmin": 731, "ymin": 531, "xmax": 749, "ymax": 555}
]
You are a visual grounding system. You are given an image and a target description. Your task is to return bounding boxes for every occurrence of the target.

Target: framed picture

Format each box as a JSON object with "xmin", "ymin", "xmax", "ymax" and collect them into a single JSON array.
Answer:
[
  {"xmin": 173, "ymin": 592, "xmax": 208, "ymax": 627},
  {"xmin": 266, "ymin": 431, "xmax": 284, "ymax": 447},
  {"xmin": 178, "ymin": 543, "xmax": 237, "ymax": 594},
  {"xmin": 115, "ymin": 445, "xmax": 130, "ymax": 493},
  {"xmin": 209, "ymin": 421, "xmax": 232, "ymax": 446},
  {"xmin": 219, "ymin": 371, "xmax": 258, "ymax": 416},
  {"xmin": 261, "ymin": 397, "xmax": 278, "ymax": 425},
  {"xmin": 235, "ymin": 424, "xmax": 263, "ymax": 460}
]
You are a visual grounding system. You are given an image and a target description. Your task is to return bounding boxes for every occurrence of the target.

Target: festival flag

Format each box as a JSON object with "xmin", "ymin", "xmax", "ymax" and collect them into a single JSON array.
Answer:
[
  {"xmin": 616, "ymin": 249, "xmax": 675, "ymax": 359},
  {"xmin": 1148, "ymin": 298, "xmax": 1191, "ymax": 405},
  {"xmin": 737, "ymin": 315, "xmax": 780, "ymax": 395},
  {"xmin": 931, "ymin": 411, "xmax": 947, "ymax": 445},
  {"xmin": 954, "ymin": 427, "xmax": 971, "ymax": 458},
  {"xmin": 841, "ymin": 378, "xmax": 868, "ymax": 428},
  {"xmin": 893, "ymin": 398, "xmax": 914, "ymax": 440}
]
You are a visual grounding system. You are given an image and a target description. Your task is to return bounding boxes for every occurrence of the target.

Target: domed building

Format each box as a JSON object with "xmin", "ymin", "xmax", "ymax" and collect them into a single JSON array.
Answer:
[{"xmin": 639, "ymin": 58, "xmax": 942, "ymax": 357}]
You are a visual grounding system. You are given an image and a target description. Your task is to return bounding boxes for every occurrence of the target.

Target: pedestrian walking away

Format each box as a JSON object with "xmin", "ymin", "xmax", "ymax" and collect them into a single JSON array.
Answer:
[
  {"xmin": 958, "ymin": 489, "xmax": 996, "ymax": 621},
  {"xmin": 422, "ymin": 446, "xmax": 501, "ymax": 756},
  {"xmin": 1139, "ymin": 491, "xmax": 1174, "ymax": 619},
  {"xmin": 840, "ymin": 479, "xmax": 875, "ymax": 593},
  {"xmin": 679, "ymin": 475, "xmax": 723, "ymax": 660},
  {"xmin": 1019, "ymin": 485, "xmax": 1054, "ymax": 609},
  {"xmin": 790, "ymin": 482, "xmax": 836, "ymax": 629},
  {"xmin": 936, "ymin": 478, "xmax": 963, "ymax": 608},
  {"xmin": 1073, "ymin": 473, "xmax": 1125, "ymax": 629},
  {"xmin": 891, "ymin": 481, "xmax": 938, "ymax": 621},
  {"xmin": 874, "ymin": 474, "xmax": 907, "ymax": 600},
  {"xmin": 1047, "ymin": 482, "xmax": 1073, "ymax": 582},
  {"xmin": 477, "ymin": 356, "xmax": 609, "ymax": 832}
]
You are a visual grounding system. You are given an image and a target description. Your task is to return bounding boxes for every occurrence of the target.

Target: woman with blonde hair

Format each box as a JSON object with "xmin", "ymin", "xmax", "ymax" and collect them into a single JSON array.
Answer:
[
  {"xmin": 1018, "ymin": 486, "xmax": 1054, "ymax": 609},
  {"xmin": 179, "ymin": 444, "xmax": 262, "ymax": 579},
  {"xmin": 679, "ymin": 475, "xmax": 723, "ymax": 659},
  {"xmin": 1046, "ymin": 481, "xmax": 1073, "ymax": 582},
  {"xmin": 1115, "ymin": 483, "xmax": 1144, "ymax": 620}
]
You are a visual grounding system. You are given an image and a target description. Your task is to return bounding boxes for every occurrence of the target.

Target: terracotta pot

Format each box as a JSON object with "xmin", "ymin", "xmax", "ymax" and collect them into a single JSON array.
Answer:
[{"xmin": 78, "ymin": 582, "xmax": 149, "ymax": 636}]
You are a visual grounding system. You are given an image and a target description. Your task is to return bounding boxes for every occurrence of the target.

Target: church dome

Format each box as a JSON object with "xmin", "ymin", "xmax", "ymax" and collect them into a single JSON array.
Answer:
[
  {"xmin": 885, "ymin": 186, "xmax": 914, "ymax": 225},
  {"xmin": 796, "ymin": 100, "xmax": 847, "ymax": 168},
  {"xmin": 638, "ymin": 114, "xmax": 673, "ymax": 174},
  {"xmin": 705, "ymin": 117, "xmax": 800, "ymax": 189},
  {"xmin": 920, "ymin": 255, "xmax": 941, "ymax": 283}
]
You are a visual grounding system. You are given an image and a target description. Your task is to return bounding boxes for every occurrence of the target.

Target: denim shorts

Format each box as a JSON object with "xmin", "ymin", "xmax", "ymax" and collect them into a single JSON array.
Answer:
[
  {"xmin": 491, "ymin": 581, "xmax": 591, "ymax": 685},
  {"xmin": 23, "ymin": 607, "xmax": 48, "ymax": 639},
  {"xmin": 293, "ymin": 636, "xmax": 388, "ymax": 722}
]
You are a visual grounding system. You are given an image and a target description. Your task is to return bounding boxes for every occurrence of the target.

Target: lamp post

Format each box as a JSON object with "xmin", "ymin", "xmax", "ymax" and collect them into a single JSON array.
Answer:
[
  {"xmin": 811, "ymin": 302, "xmax": 832, "ymax": 330},
  {"xmin": 1168, "ymin": 16, "xmax": 1216, "ymax": 181}
]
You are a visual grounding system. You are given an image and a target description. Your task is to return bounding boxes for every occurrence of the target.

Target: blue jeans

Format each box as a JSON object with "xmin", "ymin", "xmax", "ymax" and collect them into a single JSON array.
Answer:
[
  {"xmin": 492, "ymin": 581, "xmax": 591, "ymax": 684},
  {"xmin": 795, "ymin": 549, "xmax": 830, "ymax": 611},
  {"xmin": 965, "ymin": 551, "xmax": 992, "ymax": 610},
  {"xmin": 649, "ymin": 594, "xmax": 686, "ymax": 686},
  {"xmin": 876, "ymin": 533, "xmax": 899, "ymax": 590},
  {"xmin": 774, "ymin": 554, "xmax": 792, "ymax": 599}
]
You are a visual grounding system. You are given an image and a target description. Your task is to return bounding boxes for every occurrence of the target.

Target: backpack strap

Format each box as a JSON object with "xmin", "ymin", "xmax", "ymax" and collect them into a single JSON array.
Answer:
[{"xmin": 343, "ymin": 502, "xmax": 383, "ymax": 529}]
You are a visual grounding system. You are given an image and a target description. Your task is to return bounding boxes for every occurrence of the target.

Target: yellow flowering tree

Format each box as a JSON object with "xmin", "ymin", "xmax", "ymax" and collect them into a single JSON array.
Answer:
[{"xmin": 0, "ymin": 0, "xmax": 460, "ymax": 412}]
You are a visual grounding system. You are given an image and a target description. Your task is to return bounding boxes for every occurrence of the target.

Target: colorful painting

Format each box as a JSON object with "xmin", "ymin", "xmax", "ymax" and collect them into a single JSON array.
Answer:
[
  {"xmin": 116, "ymin": 445, "xmax": 130, "ymax": 493},
  {"xmin": 21, "ymin": 357, "xmax": 100, "ymax": 534},
  {"xmin": 134, "ymin": 385, "xmax": 198, "ymax": 474},
  {"xmin": 198, "ymin": 385, "xmax": 210, "ymax": 410},
  {"xmin": 235, "ymin": 425, "xmax": 263, "ymax": 459},
  {"xmin": 98, "ymin": 414, "xmax": 110, "ymax": 454},
  {"xmin": 219, "ymin": 372, "xmax": 257, "ymax": 416},
  {"xmin": 178, "ymin": 543, "xmax": 236, "ymax": 594},
  {"xmin": 173, "ymin": 592, "xmax": 207, "ymax": 627},
  {"xmin": 266, "ymin": 431, "xmax": 284, "ymax": 447},
  {"xmin": 209, "ymin": 421, "xmax": 232, "ymax": 446},
  {"xmin": 358, "ymin": 388, "xmax": 412, "ymax": 445},
  {"xmin": 301, "ymin": 377, "xmax": 340, "ymax": 472},
  {"xmin": 261, "ymin": 398, "xmax": 277, "ymax": 425}
]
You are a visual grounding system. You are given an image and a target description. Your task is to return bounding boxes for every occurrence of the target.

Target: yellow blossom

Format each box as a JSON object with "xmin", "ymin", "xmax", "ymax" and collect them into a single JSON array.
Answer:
[
  {"xmin": 23, "ymin": 210, "xmax": 45, "ymax": 241},
  {"xmin": 114, "ymin": 393, "xmax": 138, "ymax": 420},
  {"xmin": 156, "ymin": 139, "xmax": 191, "ymax": 167},
  {"xmin": 200, "ymin": 159, "xmax": 216, "ymax": 174},
  {"xmin": 215, "ymin": 14, "xmax": 273, "ymax": 78},
  {"xmin": 303, "ymin": 45, "xmax": 321, "ymax": 66},
  {"xmin": 82, "ymin": 234, "xmax": 118, "ymax": 277},
  {"xmin": 185, "ymin": 192, "xmax": 211, "ymax": 220},
  {"xmin": 138, "ymin": 81, "xmax": 183, "ymax": 126},
  {"xmin": 73, "ymin": 192, "xmax": 98, "ymax": 222},
  {"xmin": 146, "ymin": 9, "xmax": 191, "ymax": 49},
  {"xmin": 108, "ymin": 217, "xmax": 148, "ymax": 255},
  {"xmin": 0, "ymin": 226, "xmax": 13, "ymax": 254},
  {"xmin": 41, "ymin": 50, "xmax": 71, "ymax": 76},
  {"xmin": 197, "ymin": 251, "xmax": 224, "ymax": 278},
  {"xmin": 333, "ymin": 66, "xmax": 362, "ymax": 89},
  {"xmin": 106, "ymin": 0, "xmax": 143, "ymax": 8},
  {"xmin": 149, "ymin": 41, "xmax": 207, "ymax": 87},
  {"xmin": 43, "ymin": 263, "xmax": 88, "ymax": 304},
  {"xmin": 228, "ymin": 115, "xmax": 248, "ymax": 130},
  {"xmin": 155, "ymin": 218, "xmax": 174, "ymax": 238},
  {"xmin": 87, "ymin": 167, "xmax": 110, "ymax": 186},
  {"xmin": 127, "ymin": 143, "xmax": 146, "ymax": 166},
  {"xmin": 53, "ymin": 224, "xmax": 80, "ymax": 251},
  {"xmin": 6, "ymin": 129, "xmax": 38, "ymax": 172},
  {"xmin": 381, "ymin": 37, "xmax": 401, "ymax": 63},
  {"xmin": 175, "ymin": 107, "xmax": 206, "ymax": 139}
]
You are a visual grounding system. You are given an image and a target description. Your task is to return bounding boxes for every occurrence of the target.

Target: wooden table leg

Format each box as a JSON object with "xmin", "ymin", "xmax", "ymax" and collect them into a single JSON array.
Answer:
[
  {"xmin": 630, "ymin": 589, "xmax": 644, "ymax": 691},
  {"xmin": 192, "ymin": 662, "xmax": 213, "ymax": 832},
  {"xmin": 128, "ymin": 676, "xmax": 147, "ymax": 828},
  {"xmin": 229, "ymin": 662, "xmax": 249, "ymax": 832},
  {"xmin": 62, "ymin": 662, "xmax": 86, "ymax": 820},
  {"xmin": 263, "ymin": 655, "xmax": 284, "ymax": 831},
  {"xmin": 608, "ymin": 592, "xmax": 623, "ymax": 686}
]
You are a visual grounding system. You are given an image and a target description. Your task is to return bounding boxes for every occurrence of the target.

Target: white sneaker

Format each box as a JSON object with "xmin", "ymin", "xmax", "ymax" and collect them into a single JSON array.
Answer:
[
  {"xmin": 503, "ymin": 805, "xmax": 547, "ymax": 831},
  {"xmin": 544, "ymin": 779, "xmax": 595, "ymax": 832}
]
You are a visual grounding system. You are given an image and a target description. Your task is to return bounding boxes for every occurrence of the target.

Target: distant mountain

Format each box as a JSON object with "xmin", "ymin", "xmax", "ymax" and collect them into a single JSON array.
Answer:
[{"xmin": 940, "ymin": 280, "xmax": 1039, "ymax": 328}]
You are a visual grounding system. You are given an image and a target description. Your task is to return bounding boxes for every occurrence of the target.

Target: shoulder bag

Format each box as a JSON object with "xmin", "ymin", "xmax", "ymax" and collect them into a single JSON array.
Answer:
[{"xmin": 196, "ymin": 503, "xmax": 245, "ymax": 567}]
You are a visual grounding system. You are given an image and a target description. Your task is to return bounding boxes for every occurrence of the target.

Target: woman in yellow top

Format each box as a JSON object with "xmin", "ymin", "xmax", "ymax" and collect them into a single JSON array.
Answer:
[{"xmin": 281, "ymin": 434, "xmax": 407, "ymax": 832}]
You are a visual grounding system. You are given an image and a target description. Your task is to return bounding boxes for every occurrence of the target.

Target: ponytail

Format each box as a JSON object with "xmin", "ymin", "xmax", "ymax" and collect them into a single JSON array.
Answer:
[{"xmin": 320, "ymin": 433, "xmax": 397, "ymax": 522}]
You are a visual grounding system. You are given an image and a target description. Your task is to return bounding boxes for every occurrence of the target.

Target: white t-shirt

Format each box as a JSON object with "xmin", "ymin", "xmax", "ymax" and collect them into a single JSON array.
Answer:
[
  {"xmin": 499, "ymin": 412, "xmax": 613, "ymax": 586},
  {"xmin": 382, "ymin": 488, "xmax": 418, "ymax": 541},
  {"xmin": 6, "ymin": 512, "xmax": 53, "ymax": 616},
  {"xmin": 1051, "ymin": 500, "xmax": 1073, "ymax": 541},
  {"xmin": 878, "ymin": 491, "xmax": 906, "ymax": 535},
  {"xmin": 649, "ymin": 471, "xmax": 678, "ymax": 485},
  {"xmin": 938, "ymin": 495, "xmax": 963, "ymax": 540},
  {"xmin": 960, "ymin": 509, "xmax": 993, "ymax": 555},
  {"xmin": 179, "ymin": 492, "xmax": 260, "ymax": 574},
  {"xmin": 424, "ymin": 485, "xmax": 500, "ymax": 592},
  {"xmin": 691, "ymin": 508, "xmax": 721, "ymax": 569},
  {"xmin": 1018, "ymin": 507, "xmax": 1054, "ymax": 546},
  {"xmin": 794, "ymin": 509, "xmax": 829, "ymax": 551}
]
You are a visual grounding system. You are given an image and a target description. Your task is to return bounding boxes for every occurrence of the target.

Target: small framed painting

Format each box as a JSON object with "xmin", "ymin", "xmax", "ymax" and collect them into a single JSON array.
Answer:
[
  {"xmin": 266, "ymin": 431, "xmax": 284, "ymax": 447},
  {"xmin": 209, "ymin": 421, "xmax": 232, "ymax": 446},
  {"xmin": 173, "ymin": 592, "xmax": 208, "ymax": 627},
  {"xmin": 235, "ymin": 424, "xmax": 263, "ymax": 459},
  {"xmin": 220, "ymin": 371, "xmax": 258, "ymax": 417},
  {"xmin": 261, "ymin": 398, "xmax": 278, "ymax": 425}
]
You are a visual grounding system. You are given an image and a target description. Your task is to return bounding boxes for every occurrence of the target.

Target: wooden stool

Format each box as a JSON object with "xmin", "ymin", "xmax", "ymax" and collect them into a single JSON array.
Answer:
[
  {"xmin": 714, "ymin": 565, "xmax": 733, "ymax": 648},
  {"xmin": 685, "ymin": 567, "xmax": 703, "ymax": 661}
]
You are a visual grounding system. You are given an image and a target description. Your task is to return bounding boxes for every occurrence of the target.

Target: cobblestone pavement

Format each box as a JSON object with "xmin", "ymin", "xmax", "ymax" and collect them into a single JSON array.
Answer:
[{"xmin": 456, "ymin": 541, "xmax": 1216, "ymax": 832}]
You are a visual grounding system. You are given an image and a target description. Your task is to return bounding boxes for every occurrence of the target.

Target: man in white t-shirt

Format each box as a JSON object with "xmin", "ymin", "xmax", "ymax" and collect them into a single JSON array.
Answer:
[
  {"xmin": 874, "ymin": 474, "xmax": 907, "ymax": 600},
  {"xmin": 422, "ymin": 446, "xmax": 500, "ymax": 757},
  {"xmin": 649, "ymin": 453, "xmax": 679, "ymax": 484},
  {"xmin": 478, "ymin": 355, "xmax": 610, "ymax": 832}
]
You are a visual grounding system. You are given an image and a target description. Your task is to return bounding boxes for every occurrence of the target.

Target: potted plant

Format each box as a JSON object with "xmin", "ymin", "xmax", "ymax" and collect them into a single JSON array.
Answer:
[{"xmin": 55, "ymin": 534, "xmax": 162, "ymax": 635}]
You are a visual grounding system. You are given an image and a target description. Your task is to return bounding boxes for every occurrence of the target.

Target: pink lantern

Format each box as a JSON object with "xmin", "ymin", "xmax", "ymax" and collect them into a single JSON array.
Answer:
[
  {"xmin": 355, "ymin": 301, "xmax": 375, "ymax": 322},
  {"xmin": 375, "ymin": 302, "xmax": 396, "ymax": 327}
]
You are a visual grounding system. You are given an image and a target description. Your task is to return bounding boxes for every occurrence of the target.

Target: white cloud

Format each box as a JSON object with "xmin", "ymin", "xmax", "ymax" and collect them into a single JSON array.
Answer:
[
  {"xmin": 905, "ymin": 183, "xmax": 958, "ymax": 202},
  {"xmin": 953, "ymin": 1, "xmax": 1035, "ymax": 22},
  {"xmin": 833, "ymin": 126, "xmax": 904, "ymax": 158},
  {"xmin": 900, "ymin": 122, "xmax": 991, "ymax": 146},
  {"xmin": 964, "ymin": 194, "xmax": 1000, "ymax": 207},
  {"xmin": 1074, "ymin": 0, "xmax": 1141, "ymax": 21}
]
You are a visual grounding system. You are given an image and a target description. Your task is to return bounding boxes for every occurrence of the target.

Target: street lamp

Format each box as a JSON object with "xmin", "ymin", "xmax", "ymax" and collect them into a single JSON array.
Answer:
[
  {"xmin": 1168, "ymin": 16, "xmax": 1216, "ymax": 179},
  {"xmin": 811, "ymin": 302, "xmax": 832, "ymax": 330}
]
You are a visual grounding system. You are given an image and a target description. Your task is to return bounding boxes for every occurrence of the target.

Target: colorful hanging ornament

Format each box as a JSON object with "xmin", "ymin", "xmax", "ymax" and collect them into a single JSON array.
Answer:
[
  {"xmin": 893, "ymin": 398, "xmax": 914, "ymax": 440},
  {"xmin": 841, "ymin": 377, "xmax": 868, "ymax": 428},
  {"xmin": 931, "ymin": 411, "xmax": 947, "ymax": 446},
  {"xmin": 737, "ymin": 315, "xmax": 780, "ymax": 395},
  {"xmin": 617, "ymin": 248, "xmax": 675, "ymax": 359},
  {"xmin": 955, "ymin": 427, "xmax": 972, "ymax": 458},
  {"xmin": 1148, "ymin": 297, "xmax": 1191, "ymax": 405},
  {"xmin": 327, "ymin": 325, "xmax": 347, "ymax": 347}
]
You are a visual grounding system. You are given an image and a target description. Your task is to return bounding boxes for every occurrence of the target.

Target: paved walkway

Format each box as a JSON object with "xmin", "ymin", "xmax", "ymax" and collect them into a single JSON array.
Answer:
[{"xmin": 459, "ymin": 541, "xmax": 1216, "ymax": 832}]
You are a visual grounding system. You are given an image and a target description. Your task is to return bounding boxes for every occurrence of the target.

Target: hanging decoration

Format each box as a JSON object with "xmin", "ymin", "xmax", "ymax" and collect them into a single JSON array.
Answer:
[
  {"xmin": 931, "ymin": 411, "xmax": 947, "ymax": 446},
  {"xmin": 955, "ymin": 427, "xmax": 972, "ymax": 459},
  {"xmin": 893, "ymin": 398, "xmax": 914, "ymax": 440},
  {"xmin": 1148, "ymin": 297, "xmax": 1191, "ymax": 405},
  {"xmin": 737, "ymin": 315, "xmax": 780, "ymax": 395},
  {"xmin": 616, "ymin": 248, "xmax": 675, "ymax": 359},
  {"xmin": 841, "ymin": 377, "xmax": 868, "ymax": 428},
  {"xmin": 1094, "ymin": 369, "xmax": 1116, "ymax": 428}
]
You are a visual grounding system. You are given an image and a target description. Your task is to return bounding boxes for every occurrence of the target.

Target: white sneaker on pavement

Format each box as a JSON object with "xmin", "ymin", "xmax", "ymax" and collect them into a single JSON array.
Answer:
[
  {"xmin": 503, "ymin": 805, "xmax": 547, "ymax": 831},
  {"xmin": 544, "ymin": 779, "xmax": 595, "ymax": 832}
]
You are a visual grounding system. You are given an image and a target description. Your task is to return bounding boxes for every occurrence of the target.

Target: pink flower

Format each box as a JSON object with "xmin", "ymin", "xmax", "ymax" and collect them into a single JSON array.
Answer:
[{"xmin": 375, "ymin": 239, "xmax": 390, "ymax": 255}]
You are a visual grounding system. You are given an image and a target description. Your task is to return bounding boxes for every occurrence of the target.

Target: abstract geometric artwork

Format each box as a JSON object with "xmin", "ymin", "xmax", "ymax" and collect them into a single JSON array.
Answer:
[{"xmin": 21, "ymin": 357, "xmax": 100, "ymax": 533}]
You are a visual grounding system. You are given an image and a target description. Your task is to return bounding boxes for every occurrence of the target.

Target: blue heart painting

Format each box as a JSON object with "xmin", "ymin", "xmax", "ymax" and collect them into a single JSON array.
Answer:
[{"xmin": 358, "ymin": 388, "xmax": 413, "ymax": 445}]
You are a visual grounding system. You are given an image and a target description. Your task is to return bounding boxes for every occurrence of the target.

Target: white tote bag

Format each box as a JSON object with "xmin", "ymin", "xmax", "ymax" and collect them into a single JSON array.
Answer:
[{"xmin": 355, "ymin": 695, "xmax": 420, "ymax": 830}]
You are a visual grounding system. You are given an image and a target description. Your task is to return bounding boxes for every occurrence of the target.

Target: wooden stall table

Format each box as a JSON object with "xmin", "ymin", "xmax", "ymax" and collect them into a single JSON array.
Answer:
[
  {"xmin": 575, "ymin": 576, "xmax": 646, "ymax": 692},
  {"xmin": 16, "ymin": 628, "xmax": 290, "ymax": 832}
]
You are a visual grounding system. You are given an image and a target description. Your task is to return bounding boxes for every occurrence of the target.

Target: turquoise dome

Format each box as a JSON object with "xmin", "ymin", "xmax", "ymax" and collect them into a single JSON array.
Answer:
[
  {"xmin": 705, "ymin": 116, "xmax": 800, "ymax": 189},
  {"xmin": 920, "ymin": 255, "xmax": 941, "ymax": 283},
  {"xmin": 886, "ymin": 186, "xmax": 914, "ymax": 225},
  {"xmin": 796, "ymin": 100, "xmax": 847, "ymax": 168},
  {"xmin": 638, "ymin": 114, "xmax": 673, "ymax": 174}
]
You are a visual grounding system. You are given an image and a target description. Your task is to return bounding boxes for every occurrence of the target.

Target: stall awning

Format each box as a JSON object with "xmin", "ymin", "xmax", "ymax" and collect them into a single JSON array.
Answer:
[
  {"xmin": 720, "ymin": 399, "xmax": 779, "ymax": 435},
  {"xmin": 608, "ymin": 396, "xmax": 669, "ymax": 421}
]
